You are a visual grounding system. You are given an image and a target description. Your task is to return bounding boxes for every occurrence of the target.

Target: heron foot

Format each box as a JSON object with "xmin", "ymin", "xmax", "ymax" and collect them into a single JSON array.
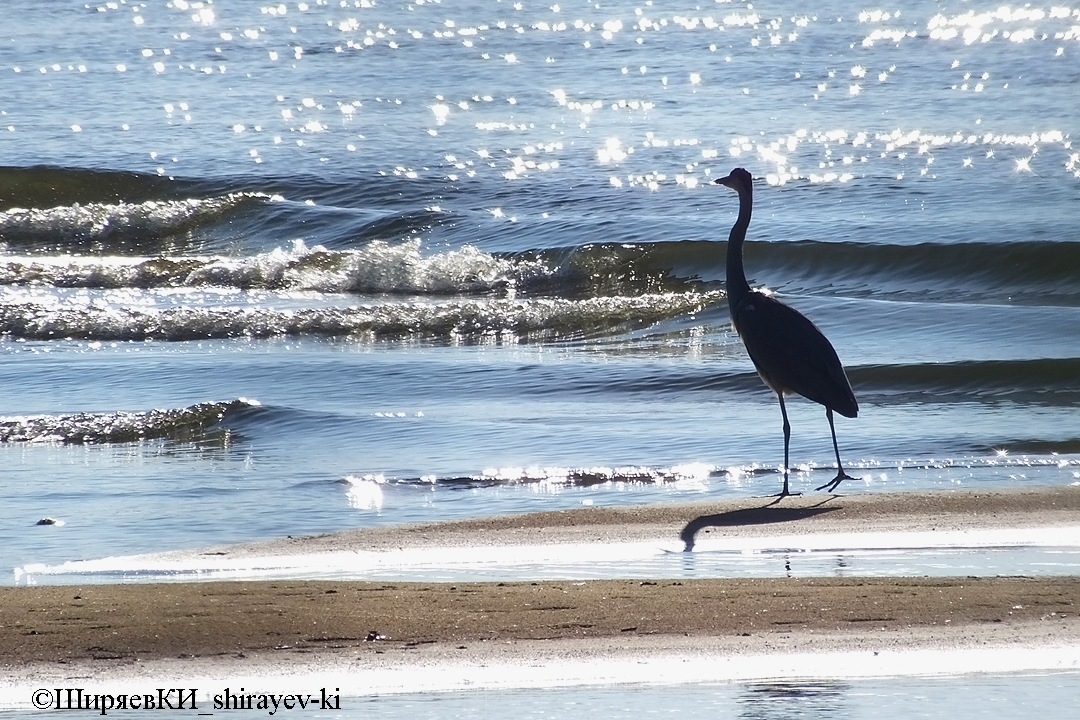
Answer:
[
  {"xmin": 816, "ymin": 471, "xmax": 857, "ymax": 493},
  {"xmin": 764, "ymin": 488, "xmax": 802, "ymax": 504}
]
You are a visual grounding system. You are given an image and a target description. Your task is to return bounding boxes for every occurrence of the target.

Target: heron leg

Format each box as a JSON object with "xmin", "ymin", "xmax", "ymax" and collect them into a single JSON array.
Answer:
[
  {"xmin": 772, "ymin": 394, "xmax": 800, "ymax": 498},
  {"xmin": 816, "ymin": 408, "xmax": 856, "ymax": 493}
]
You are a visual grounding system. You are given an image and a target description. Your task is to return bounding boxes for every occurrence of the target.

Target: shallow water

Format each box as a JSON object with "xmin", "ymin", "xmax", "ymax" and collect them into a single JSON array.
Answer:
[
  {"xmin": 346, "ymin": 673, "xmax": 1080, "ymax": 719},
  {"xmin": 15, "ymin": 525, "xmax": 1080, "ymax": 585},
  {"xmin": 3, "ymin": 669, "xmax": 1079, "ymax": 718},
  {"xmin": 2, "ymin": 0, "xmax": 1080, "ymax": 578},
  {"xmin": 20, "ymin": 543, "xmax": 1080, "ymax": 586}
]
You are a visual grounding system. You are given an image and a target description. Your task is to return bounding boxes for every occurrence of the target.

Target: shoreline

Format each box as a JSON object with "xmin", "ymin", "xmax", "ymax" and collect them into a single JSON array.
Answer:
[
  {"xmin": 186, "ymin": 484, "xmax": 1080, "ymax": 557},
  {"xmin": 17, "ymin": 485, "xmax": 1080, "ymax": 564},
  {"xmin": 3, "ymin": 486, "xmax": 1079, "ymax": 697},
  {"xmin": 14, "ymin": 485, "xmax": 1080, "ymax": 584}
]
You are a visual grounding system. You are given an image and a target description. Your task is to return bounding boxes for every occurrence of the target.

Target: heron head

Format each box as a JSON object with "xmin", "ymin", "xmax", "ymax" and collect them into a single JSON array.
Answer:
[{"xmin": 714, "ymin": 168, "xmax": 753, "ymax": 194}]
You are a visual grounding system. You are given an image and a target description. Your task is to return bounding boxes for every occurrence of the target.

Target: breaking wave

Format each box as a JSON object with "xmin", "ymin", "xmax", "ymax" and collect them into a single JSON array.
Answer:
[
  {"xmin": 346, "ymin": 454, "xmax": 1080, "ymax": 491},
  {"xmin": 0, "ymin": 238, "xmax": 704, "ymax": 297},
  {"xmin": 0, "ymin": 292, "xmax": 721, "ymax": 342},
  {"xmin": 0, "ymin": 399, "xmax": 256, "ymax": 444},
  {"xmin": 5, "ymin": 235, "xmax": 1080, "ymax": 305},
  {"xmin": 0, "ymin": 193, "xmax": 272, "ymax": 253}
]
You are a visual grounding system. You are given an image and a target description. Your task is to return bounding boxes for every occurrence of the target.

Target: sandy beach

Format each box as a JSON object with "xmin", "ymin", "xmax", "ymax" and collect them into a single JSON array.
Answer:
[{"xmin": 2, "ymin": 486, "xmax": 1079, "ymax": 696}]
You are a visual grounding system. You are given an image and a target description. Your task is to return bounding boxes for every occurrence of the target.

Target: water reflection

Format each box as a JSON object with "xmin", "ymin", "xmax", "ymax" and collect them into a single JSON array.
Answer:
[{"xmin": 739, "ymin": 682, "xmax": 850, "ymax": 720}]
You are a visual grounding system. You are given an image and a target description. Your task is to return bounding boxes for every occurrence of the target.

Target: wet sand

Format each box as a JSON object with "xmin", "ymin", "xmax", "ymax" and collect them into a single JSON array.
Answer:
[
  {"xmin": 2, "ymin": 486, "xmax": 1079, "ymax": 689},
  {"xmin": 3, "ymin": 576, "xmax": 1078, "ymax": 665}
]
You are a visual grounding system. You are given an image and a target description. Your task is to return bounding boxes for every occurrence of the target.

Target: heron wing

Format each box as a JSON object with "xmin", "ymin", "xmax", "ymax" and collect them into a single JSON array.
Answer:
[{"xmin": 732, "ymin": 292, "xmax": 858, "ymax": 417}]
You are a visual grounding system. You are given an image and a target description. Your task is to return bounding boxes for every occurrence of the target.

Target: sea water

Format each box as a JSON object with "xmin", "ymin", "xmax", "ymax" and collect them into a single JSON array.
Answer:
[
  {"xmin": 2, "ymin": 0, "xmax": 1079, "ymax": 579},
  {"xmin": 336, "ymin": 673, "xmax": 1080, "ymax": 719},
  {"xmin": 2, "ymin": 670, "xmax": 1079, "ymax": 718}
]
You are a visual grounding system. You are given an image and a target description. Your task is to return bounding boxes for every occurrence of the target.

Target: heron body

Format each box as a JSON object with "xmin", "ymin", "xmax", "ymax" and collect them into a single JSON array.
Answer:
[{"xmin": 716, "ymin": 168, "xmax": 858, "ymax": 496}]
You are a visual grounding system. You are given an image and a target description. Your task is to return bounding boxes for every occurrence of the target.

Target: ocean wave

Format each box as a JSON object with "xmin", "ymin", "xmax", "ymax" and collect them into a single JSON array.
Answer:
[
  {"xmin": 350, "ymin": 207, "xmax": 451, "ymax": 243},
  {"xmin": 344, "ymin": 463, "xmax": 722, "ymax": 491},
  {"xmin": 345, "ymin": 455, "xmax": 1080, "ymax": 491},
  {"xmin": 546, "ymin": 238, "xmax": 1080, "ymax": 305},
  {"xmin": 0, "ymin": 399, "xmax": 256, "ymax": 445},
  {"xmin": 0, "ymin": 165, "xmax": 183, "ymax": 209},
  {"xmin": 6, "ymin": 234, "xmax": 1076, "ymax": 305},
  {"xmin": 0, "ymin": 238, "xmax": 709, "ymax": 297},
  {"xmin": 1, "ymin": 238, "xmax": 534, "ymax": 293},
  {"xmin": 236, "ymin": 238, "xmax": 553, "ymax": 294},
  {"xmin": 723, "ymin": 358, "xmax": 1080, "ymax": 404},
  {"xmin": 0, "ymin": 291, "xmax": 721, "ymax": 342},
  {"xmin": 523, "ymin": 357, "xmax": 1080, "ymax": 403},
  {"xmin": 849, "ymin": 358, "xmax": 1080, "ymax": 400},
  {"xmin": 734, "ymin": 239, "xmax": 1080, "ymax": 304},
  {"xmin": 10, "ymin": 182, "xmax": 1074, "ymax": 305},
  {"xmin": 0, "ymin": 193, "xmax": 272, "ymax": 253}
]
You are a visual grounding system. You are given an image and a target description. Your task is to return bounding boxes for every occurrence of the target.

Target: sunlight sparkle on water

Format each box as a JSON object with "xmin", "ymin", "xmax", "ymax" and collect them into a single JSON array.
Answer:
[
  {"xmin": 345, "ymin": 474, "xmax": 385, "ymax": 511},
  {"xmin": 13, "ymin": 0, "xmax": 1078, "ymax": 193},
  {"xmin": 598, "ymin": 138, "xmax": 627, "ymax": 163},
  {"xmin": 928, "ymin": 5, "xmax": 1080, "ymax": 44}
]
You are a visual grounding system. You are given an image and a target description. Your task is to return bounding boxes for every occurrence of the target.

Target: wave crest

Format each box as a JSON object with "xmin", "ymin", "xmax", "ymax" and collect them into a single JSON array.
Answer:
[
  {"xmin": 185, "ymin": 238, "xmax": 555, "ymax": 294},
  {"xmin": 0, "ymin": 239, "xmax": 697, "ymax": 298},
  {"xmin": 0, "ymin": 292, "xmax": 721, "ymax": 342},
  {"xmin": 0, "ymin": 193, "xmax": 271, "ymax": 252},
  {"xmin": 0, "ymin": 399, "xmax": 256, "ymax": 444}
]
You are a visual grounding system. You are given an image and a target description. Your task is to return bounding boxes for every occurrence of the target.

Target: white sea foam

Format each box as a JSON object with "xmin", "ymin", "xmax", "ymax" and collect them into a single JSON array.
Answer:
[
  {"xmin": 0, "ymin": 291, "xmax": 720, "ymax": 341},
  {"xmin": 0, "ymin": 399, "xmax": 253, "ymax": 444},
  {"xmin": 0, "ymin": 193, "xmax": 268, "ymax": 244},
  {"xmin": 0, "ymin": 239, "xmax": 554, "ymax": 295}
]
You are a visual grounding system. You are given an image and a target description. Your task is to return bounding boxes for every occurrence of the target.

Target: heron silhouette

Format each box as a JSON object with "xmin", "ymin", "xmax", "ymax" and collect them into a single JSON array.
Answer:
[{"xmin": 715, "ymin": 168, "xmax": 858, "ymax": 497}]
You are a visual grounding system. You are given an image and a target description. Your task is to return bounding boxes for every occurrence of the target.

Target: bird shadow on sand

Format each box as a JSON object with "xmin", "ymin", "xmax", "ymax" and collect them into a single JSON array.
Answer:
[{"xmin": 680, "ymin": 497, "xmax": 840, "ymax": 551}]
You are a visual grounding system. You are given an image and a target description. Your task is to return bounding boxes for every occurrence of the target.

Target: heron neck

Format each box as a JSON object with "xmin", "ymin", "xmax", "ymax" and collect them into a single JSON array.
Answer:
[{"xmin": 726, "ymin": 187, "xmax": 753, "ymax": 310}]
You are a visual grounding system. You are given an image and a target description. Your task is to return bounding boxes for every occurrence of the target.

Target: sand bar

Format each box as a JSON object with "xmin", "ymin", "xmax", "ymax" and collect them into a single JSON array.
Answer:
[
  {"xmin": 191, "ymin": 484, "xmax": 1080, "ymax": 558},
  {"xmin": 2, "ymin": 486, "xmax": 1079, "ymax": 696},
  {"xmin": 21, "ymin": 485, "xmax": 1080, "ymax": 583}
]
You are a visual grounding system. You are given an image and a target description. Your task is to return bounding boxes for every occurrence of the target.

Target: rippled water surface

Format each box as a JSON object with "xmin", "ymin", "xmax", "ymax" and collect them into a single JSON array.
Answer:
[
  {"xmin": 344, "ymin": 673, "xmax": 1080, "ymax": 719},
  {"xmin": 2, "ymin": 0, "xmax": 1079, "ymax": 578}
]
